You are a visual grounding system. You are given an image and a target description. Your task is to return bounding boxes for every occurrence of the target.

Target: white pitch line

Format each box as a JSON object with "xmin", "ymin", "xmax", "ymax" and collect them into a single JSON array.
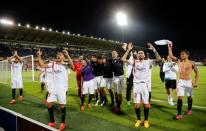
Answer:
[{"xmin": 152, "ymin": 99, "xmax": 206, "ymax": 110}]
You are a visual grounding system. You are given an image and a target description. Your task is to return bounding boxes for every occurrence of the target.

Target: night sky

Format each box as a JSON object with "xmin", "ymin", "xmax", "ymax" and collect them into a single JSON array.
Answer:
[{"xmin": 0, "ymin": 0, "xmax": 205, "ymax": 53}]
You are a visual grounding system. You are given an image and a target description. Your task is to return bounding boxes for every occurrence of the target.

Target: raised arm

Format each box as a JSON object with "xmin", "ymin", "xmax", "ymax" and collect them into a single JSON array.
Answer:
[
  {"xmin": 8, "ymin": 55, "xmax": 15, "ymax": 64},
  {"xmin": 147, "ymin": 43, "xmax": 161, "ymax": 61},
  {"xmin": 121, "ymin": 42, "xmax": 133, "ymax": 63},
  {"xmin": 63, "ymin": 50, "xmax": 74, "ymax": 70},
  {"xmin": 36, "ymin": 49, "xmax": 49, "ymax": 68},
  {"xmin": 192, "ymin": 61, "xmax": 199, "ymax": 88},
  {"xmin": 168, "ymin": 43, "xmax": 177, "ymax": 61}
]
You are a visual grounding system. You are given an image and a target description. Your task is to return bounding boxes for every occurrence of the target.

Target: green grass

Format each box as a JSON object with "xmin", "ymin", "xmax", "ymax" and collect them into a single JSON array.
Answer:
[{"xmin": 0, "ymin": 67, "xmax": 206, "ymax": 131}]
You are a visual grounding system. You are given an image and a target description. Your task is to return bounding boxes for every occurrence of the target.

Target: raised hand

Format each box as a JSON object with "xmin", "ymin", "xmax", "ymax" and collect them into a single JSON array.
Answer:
[
  {"xmin": 147, "ymin": 43, "xmax": 155, "ymax": 50},
  {"xmin": 62, "ymin": 49, "xmax": 69, "ymax": 58},
  {"xmin": 36, "ymin": 48, "xmax": 42, "ymax": 57},
  {"xmin": 127, "ymin": 42, "xmax": 133, "ymax": 51}
]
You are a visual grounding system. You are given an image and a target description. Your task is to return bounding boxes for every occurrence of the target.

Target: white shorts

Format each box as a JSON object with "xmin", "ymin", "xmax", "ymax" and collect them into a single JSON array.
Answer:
[
  {"xmin": 177, "ymin": 79, "xmax": 193, "ymax": 97},
  {"xmin": 40, "ymin": 74, "xmax": 46, "ymax": 83},
  {"xmin": 11, "ymin": 79, "xmax": 23, "ymax": 89},
  {"xmin": 82, "ymin": 79, "xmax": 95, "ymax": 95},
  {"xmin": 100, "ymin": 78, "xmax": 113, "ymax": 89},
  {"xmin": 133, "ymin": 82, "xmax": 149, "ymax": 104},
  {"xmin": 148, "ymin": 80, "xmax": 152, "ymax": 92},
  {"xmin": 47, "ymin": 87, "xmax": 67, "ymax": 105},
  {"xmin": 113, "ymin": 75, "xmax": 124, "ymax": 94},
  {"xmin": 94, "ymin": 76, "xmax": 103, "ymax": 90}
]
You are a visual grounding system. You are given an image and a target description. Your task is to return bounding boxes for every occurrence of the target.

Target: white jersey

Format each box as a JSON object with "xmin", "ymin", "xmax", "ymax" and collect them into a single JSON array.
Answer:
[
  {"xmin": 129, "ymin": 59, "xmax": 155, "ymax": 83},
  {"xmin": 11, "ymin": 62, "xmax": 23, "ymax": 81},
  {"xmin": 47, "ymin": 62, "xmax": 68, "ymax": 89},
  {"xmin": 163, "ymin": 62, "xmax": 178, "ymax": 80}
]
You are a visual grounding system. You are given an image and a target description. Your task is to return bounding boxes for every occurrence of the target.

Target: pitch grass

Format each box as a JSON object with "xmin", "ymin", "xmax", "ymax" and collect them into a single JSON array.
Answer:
[{"xmin": 0, "ymin": 67, "xmax": 206, "ymax": 131}]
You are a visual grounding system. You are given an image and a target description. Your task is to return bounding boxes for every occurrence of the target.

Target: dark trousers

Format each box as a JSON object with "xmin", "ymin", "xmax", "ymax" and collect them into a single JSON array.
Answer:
[
  {"xmin": 160, "ymin": 72, "xmax": 165, "ymax": 83},
  {"xmin": 126, "ymin": 75, "xmax": 133, "ymax": 101}
]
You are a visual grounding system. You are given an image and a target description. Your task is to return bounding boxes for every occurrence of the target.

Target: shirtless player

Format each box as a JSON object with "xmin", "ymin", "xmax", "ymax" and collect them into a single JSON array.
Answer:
[{"xmin": 168, "ymin": 43, "xmax": 199, "ymax": 120}]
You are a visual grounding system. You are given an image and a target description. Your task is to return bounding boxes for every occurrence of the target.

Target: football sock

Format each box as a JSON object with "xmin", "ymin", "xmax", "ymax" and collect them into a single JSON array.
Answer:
[
  {"xmin": 144, "ymin": 107, "xmax": 149, "ymax": 120},
  {"xmin": 149, "ymin": 92, "xmax": 151, "ymax": 102},
  {"xmin": 88, "ymin": 94, "xmax": 93, "ymax": 104},
  {"xmin": 48, "ymin": 106, "xmax": 55, "ymax": 123},
  {"xmin": 12, "ymin": 89, "xmax": 16, "ymax": 99},
  {"xmin": 19, "ymin": 88, "xmax": 23, "ymax": 96},
  {"xmin": 135, "ymin": 108, "xmax": 141, "ymax": 120},
  {"xmin": 81, "ymin": 94, "xmax": 85, "ymax": 106},
  {"xmin": 177, "ymin": 99, "xmax": 182, "ymax": 115},
  {"xmin": 61, "ymin": 107, "xmax": 66, "ymax": 123},
  {"xmin": 188, "ymin": 97, "xmax": 193, "ymax": 110}
]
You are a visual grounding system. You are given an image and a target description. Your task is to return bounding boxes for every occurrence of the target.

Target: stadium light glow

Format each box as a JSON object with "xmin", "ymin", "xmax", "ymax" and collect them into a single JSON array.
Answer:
[
  {"xmin": 49, "ymin": 28, "xmax": 52, "ymax": 32},
  {"xmin": 116, "ymin": 12, "xmax": 127, "ymax": 26},
  {"xmin": 56, "ymin": 30, "xmax": 58, "ymax": 33},
  {"xmin": 42, "ymin": 27, "xmax": 46, "ymax": 31},
  {"xmin": 62, "ymin": 31, "xmax": 65, "ymax": 34},
  {"xmin": 67, "ymin": 32, "xmax": 70, "ymax": 35},
  {"xmin": 17, "ymin": 23, "xmax": 21, "ymax": 26},
  {"xmin": 26, "ymin": 24, "xmax": 30, "ymax": 28},
  {"xmin": 0, "ymin": 18, "xmax": 14, "ymax": 26},
  {"xmin": 35, "ymin": 26, "xmax": 39, "ymax": 29},
  {"xmin": 77, "ymin": 33, "xmax": 80, "ymax": 36}
]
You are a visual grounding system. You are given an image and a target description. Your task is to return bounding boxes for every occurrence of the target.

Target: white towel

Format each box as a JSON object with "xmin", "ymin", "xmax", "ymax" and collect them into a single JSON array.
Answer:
[{"xmin": 154, "ymin": 40, "xmax": 172, "ymax": 45}]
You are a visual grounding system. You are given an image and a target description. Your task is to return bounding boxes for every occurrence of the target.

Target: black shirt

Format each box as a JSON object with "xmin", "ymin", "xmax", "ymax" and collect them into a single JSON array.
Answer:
[
  {"xmin": 102, "ymin": 60, "xmax": 113, "ymax": 78},
  {"xmin": 91, "ymin": 61, "xmax": 103, "ymax": 76},
  {"xmin": 110, "ymin": 58, "xmax": 124, "ymax": 76}
]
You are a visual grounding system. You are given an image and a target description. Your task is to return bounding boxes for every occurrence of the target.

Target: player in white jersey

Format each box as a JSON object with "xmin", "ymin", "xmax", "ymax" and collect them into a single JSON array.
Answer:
[
  {"xmin": 8, "ymin": 50, "xmax": 23, "ymax": 104},
  {"xmin": 39, "ymin": 67, "xmax": 46, "ymax": 92},
  {"xmin": 36, "ymin": 49, "xmax": 74, "ymax": 131},
  {"xmin": 163, "ymin": 55, "xmax": 178, "ymax": 106},
  {"xmin": 122, "ymin": 43, "xmax": 161, "ymax": 128}
]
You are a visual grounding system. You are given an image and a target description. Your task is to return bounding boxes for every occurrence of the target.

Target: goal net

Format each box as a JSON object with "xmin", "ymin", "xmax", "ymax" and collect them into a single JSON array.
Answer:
[{"xmin": 0, "ymin": 55, "xmax": 35, "ymax": 85}]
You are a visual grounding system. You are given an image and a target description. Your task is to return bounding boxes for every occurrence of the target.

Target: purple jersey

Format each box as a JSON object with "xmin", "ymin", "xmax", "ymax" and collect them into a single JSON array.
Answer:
[{"xmin": 81, "ymin": 63, "xmax": 94, "ymax": 81}]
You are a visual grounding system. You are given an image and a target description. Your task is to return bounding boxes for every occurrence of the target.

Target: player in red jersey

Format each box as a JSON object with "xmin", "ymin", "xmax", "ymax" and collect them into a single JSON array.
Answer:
[{"xmin": 73, "ymin": 56, "xmax": 83, "ymax": 98}]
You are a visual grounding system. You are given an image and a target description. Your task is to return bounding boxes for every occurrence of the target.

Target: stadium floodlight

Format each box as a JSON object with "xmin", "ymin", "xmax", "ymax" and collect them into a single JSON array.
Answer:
[
  {"xmin": 26, "ymin": 24, "xmax": 30, "ymax": 28},
  {"xmin": 17, "ymin": 23, "xmax": 21, "ymax": 26},
  {"xmin": 0, "ymin": 18, "xmax": 14, "ymax": 26},
  {"xmin": 67, "ymin": 32, "xmax": 70, "ymax": 35},
  {"xmin": 116, "ymin": 12, "xmax": 127, "ymax": 26},
  {"xmin": 35, "ymin": 26, "xmax": 39, "ymax": 30},
  {"xmin": 62, "ymin": 31, "xmax": 65, "ymax": 34},
  {"xmin": 42, "ymin": 27, "xmax": 46, "ymax": 31},
  {"xmin": 55, "ymin": 30, "xmax": 58, "ymax": 33},
  {"xmin": 77, "ymin": 33, "xmax": 80, "ymax": 36},
  {"xmin": 49, "ymin": 28, "xmax": 52, "ymax": 32}
]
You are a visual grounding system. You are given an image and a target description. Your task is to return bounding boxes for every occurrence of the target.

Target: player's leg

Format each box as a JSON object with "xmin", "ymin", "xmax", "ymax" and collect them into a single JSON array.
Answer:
[
  {"xmin": 10, "ymin": 80, "xmax": 17, "ymax": 104},
  {"xmin": 77, "ymin": 78, "xmax": 81, "ymax": 99},
  {"xmin": 47, "ymin": 102, "xmax": 56, "ymax": 127},
  {"xmin": 41, "ymin": 82, "xmax": 45, "ymax": 92},
  {"xmin": 19, "ymin": 88, "xmax": 23, "ymax": 101},
  {"xmin": 59, "ymin": 104, "xmax": 66, "ymax": 130},
  {"xmin": 81, "ymin": 81, "xmax": 88, "ymax": 112},
  {"xmin": 88, "ymin": 79, "xmax": 95, "ymax": 110},
  {"xmin": 176, "ymin": 80, "xmax": 184, "ymax": 119},
  {"xmin": 133, "ymin": 83, "xmax": 142, "ymax": 128},
  {"xmin": 186, "ymin": 81, "xmax": 193, "ymax": 115},
  {"xmin": 126, "ymin": 76, "xmax": 133, "ymax": 105},
  {"xmin": 142, "ymin": 83, "xmax": 150, "ymax": 128},
  {"xmin": 107, "ymin": 78, "xmax": 114, "ymax": 107}
]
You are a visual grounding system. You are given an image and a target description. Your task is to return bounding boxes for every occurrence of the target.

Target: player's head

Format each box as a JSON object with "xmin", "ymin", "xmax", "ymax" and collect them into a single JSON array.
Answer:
[
  {"xmin": 167, "ymin": 55, "xmax": 172, "ymax": 62},
  {"xmin": 56, "ymin": 52, "xmax": 65, "ymax": 62},
  {"xmin": 180, "ymin": 50, "xmax": 190, "ymax": 60},
  {"xmin": 111, "ymin": 50, "xmax": 118, "ymax": 59},
  {"xmin": 91, "ymin": 54, "xmax": 97, "ymax": 61},
  {"xmin": 137, "ymin": 49, "xmax": 145, "ymax": 60},
  {"xmin": 13, "ymin": 57, "xmax": 19, "ymax": 63},
  {"xmin": 80, "ymin": 58, "xmax": 87, "ymax": 67},
  {"xmin": 97, "ymin": 55, "xmax": 103, "ymax": 64}
]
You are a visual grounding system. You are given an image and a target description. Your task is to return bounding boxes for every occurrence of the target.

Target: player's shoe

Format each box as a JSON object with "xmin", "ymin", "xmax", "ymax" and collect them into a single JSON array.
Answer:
[
  {"xmin": 19, "ymin": 96, "xmax": 23, "ymax": 101},
  {"xmin": 48, "ymin": 122, "xmax": 56, "ymax": 127},
  {"xmin": 144, "ymin": 120, "xmax": 150, "ymax": 128},
  {"xmin": 59, "ymin": 123, "xmax": 66, "ymax": 131},
  {"xmin": 80, "ymin": 105, "xmax": 85, "ymax": 112},
  {"xmin": 134, "ymin": 120, "xmax": 142, "ymax": 128},
  {"xmin": 127, "ymin": 101, "xmax": 131, "ymax": 106},
  {"xmin": 100, "ymin": 100, "xmax": 106, "ymax": 107},
  {"xmin": 9, "ymin": 99, "xmax": 16, "ymax": 104},
  {"xmin": 175, "ymin": 114, "xmax": 183, "ymax": 120},
  {"xmin": 114, "ymin": 107, "xmax": 121, "ymax": 114},
  {"xmin": 186, "ymin": 110, "xmax": 192, "ymax": 115},
  {"xmin": 88, "ymin": 103, "xmax": 92, "ymax": 110},
  {"xmin": 95, "ymin": 100, "xmax": 99, "ymax": 106}
]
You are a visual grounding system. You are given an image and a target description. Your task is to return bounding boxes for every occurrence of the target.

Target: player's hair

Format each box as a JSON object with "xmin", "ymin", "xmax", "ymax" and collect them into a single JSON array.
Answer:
[
  {"xmin": 137, "ymin": 49, "xmax": 145, "ymax": 53},
  {"xmin": 180, "ymin": 50, "xmax": 190, "ymax": 55},
  {"xmin": 97, "ymin": 55, "xmax": 104, "ymax": 60},
  {"xmin": 91, "ymin": 54, "xmax": 97, "ymax": 58}
]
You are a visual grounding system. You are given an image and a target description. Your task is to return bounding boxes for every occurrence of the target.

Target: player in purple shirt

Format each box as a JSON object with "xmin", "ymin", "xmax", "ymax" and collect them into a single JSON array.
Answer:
[{"xmin": 80, "ymin": 58, "xmax": 95, "ymax": 112}]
